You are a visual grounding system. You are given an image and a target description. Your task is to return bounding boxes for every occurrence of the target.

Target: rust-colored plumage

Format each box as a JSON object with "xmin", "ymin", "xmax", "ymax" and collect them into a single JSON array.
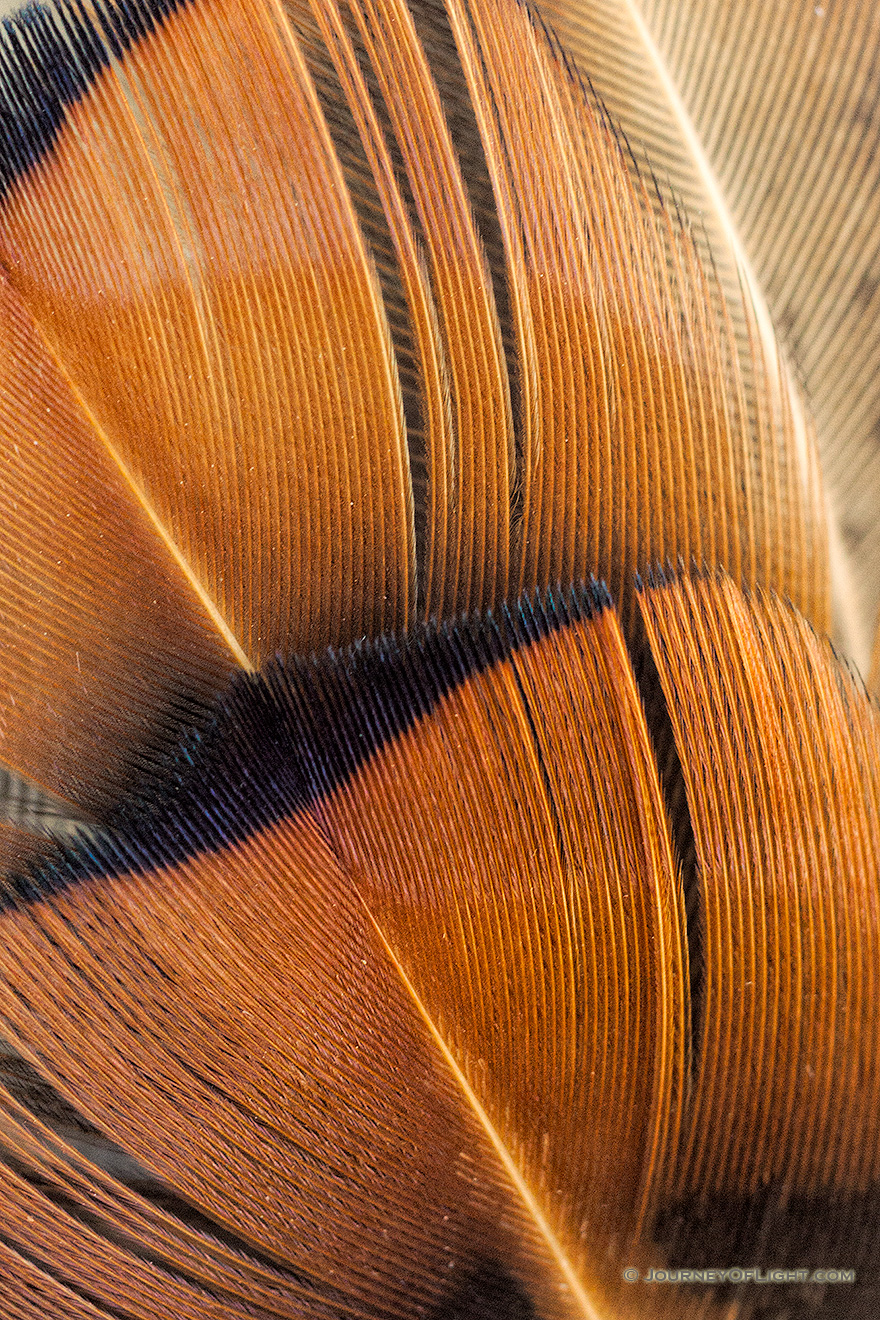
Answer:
[{"xmin": 0, "ymin": 0, "xmax": 879, "ymax": 1316}]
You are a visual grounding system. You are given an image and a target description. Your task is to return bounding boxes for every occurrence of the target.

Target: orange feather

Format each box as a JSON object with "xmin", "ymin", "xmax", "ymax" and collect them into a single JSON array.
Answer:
[{"xmin": 0, "ymin": 0, "xmax": 878, "ymax": 1316}]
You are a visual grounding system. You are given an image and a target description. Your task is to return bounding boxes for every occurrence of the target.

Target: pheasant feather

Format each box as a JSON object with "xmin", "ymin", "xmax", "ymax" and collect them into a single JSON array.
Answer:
[{"xmin": 0, "ymin": 0, "xmax": 878, "ymax": 1315}]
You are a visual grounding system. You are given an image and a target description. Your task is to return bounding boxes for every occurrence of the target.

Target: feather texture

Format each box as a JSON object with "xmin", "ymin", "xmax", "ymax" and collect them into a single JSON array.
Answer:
[
  {"xmin": 535, "ymin": 0, "xmax": 880, "ymax": 665},
  {"xmin": 0, "ymin": 0, "xmax": 833, "ymax": 830},
  {"xmin": 0, "ymin": 0, "xmax": 878, "ymax": 1315}
]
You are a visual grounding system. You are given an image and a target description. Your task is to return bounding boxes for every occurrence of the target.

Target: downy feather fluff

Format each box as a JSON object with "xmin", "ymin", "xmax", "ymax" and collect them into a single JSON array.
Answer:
[{"xmin": 0, "ymin": 0, "xmax": 878, "ymax": 1316}]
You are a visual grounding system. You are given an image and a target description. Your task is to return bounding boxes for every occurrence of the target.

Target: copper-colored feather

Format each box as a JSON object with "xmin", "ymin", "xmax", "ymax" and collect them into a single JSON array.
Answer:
[
  {"xmin": 0, "ymin": 0, "xmax": 415, "ymax": 669},
  {"xmin": 0, "ymin": 271, "xmax": 237, "ymax": 825},
  {"xmin": 0, "ymin": 590, "xmax": 686, "ymax": 1318},
  {"xmin": 642, "ymin": 575, "xmax": 880, "ymax": 1217},
  {"xmin": 0, "ymin": 0, "xmax": 879, "ymax": 1316},
  {"xmin": 537, "ymin": 0, "xmax": 880, "ymax": 665}
]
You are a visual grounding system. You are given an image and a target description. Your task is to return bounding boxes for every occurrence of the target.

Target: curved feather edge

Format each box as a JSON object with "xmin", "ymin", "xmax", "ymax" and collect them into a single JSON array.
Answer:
[
  {"xmin": 0, "ymin": 576, "xmax": 879, "ymax": 1314},
  {"xmin": 534, "ymin": 0, "xmax": 879, "ymax": 669},
  {"xmin": 0, "ymin": 583, "xmax": 687, "ymax": 1319},
  {"xmin": 0, "ymin": 0, "xmax": 835, "ymax": 861}
]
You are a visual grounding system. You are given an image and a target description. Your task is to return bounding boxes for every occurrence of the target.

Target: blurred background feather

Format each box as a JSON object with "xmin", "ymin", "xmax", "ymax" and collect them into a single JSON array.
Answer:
[{"xmin": 0, "ymin": 0, "xmax": 878, "ymax": 1315}]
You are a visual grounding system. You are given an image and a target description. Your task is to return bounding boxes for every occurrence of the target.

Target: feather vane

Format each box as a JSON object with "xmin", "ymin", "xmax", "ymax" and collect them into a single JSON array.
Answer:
[{"xmin": 0, "ymin": 0, "xmax": 878, "ymax": 1315}]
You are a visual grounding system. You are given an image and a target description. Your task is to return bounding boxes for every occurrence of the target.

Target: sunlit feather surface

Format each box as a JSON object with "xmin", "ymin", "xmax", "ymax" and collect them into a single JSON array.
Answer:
[
  {"xmin": 536, "ymin": 0, "xmax": 880, "ymax": 666},
  {"xmin": 0, "ymin": 0, "xmax": 878, "ymax": 1315}
]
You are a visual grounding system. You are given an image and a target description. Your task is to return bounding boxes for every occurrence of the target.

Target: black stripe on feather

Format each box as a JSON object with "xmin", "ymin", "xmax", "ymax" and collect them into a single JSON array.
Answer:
[
  {"xmin": 0, "ymin": 0, "xmax": 188, "ymax": 198},
  {"xmin": 6, "ymin": 581, "xmax": 611, "ymax": 905}
]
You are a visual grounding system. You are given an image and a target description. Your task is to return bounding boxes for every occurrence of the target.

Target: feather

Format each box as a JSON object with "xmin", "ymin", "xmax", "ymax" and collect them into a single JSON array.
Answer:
[
  {"xmin": 535, "ymin": 0, "xmax": 880, "ymax": 666},
  {"xmin": 0, "ymin": 586, "xmax": 687, "ymax": 1318},
  {"xmin": 0, "ymin": 268, "xmax": 238, "ymax": 833},
  {"xmin": 0, "ymin": 0, "xmax": 878, "ymax": 1315},
  {"xmin": 0, "ymin": 0, "xmax": 833, "ymax": 829}
]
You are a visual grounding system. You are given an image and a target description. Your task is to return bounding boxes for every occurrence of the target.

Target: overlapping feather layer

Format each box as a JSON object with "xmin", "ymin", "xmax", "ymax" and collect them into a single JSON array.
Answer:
[{"xmin": 0, "ymin": 0, "xmax": 877, "ymax": 1315}]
